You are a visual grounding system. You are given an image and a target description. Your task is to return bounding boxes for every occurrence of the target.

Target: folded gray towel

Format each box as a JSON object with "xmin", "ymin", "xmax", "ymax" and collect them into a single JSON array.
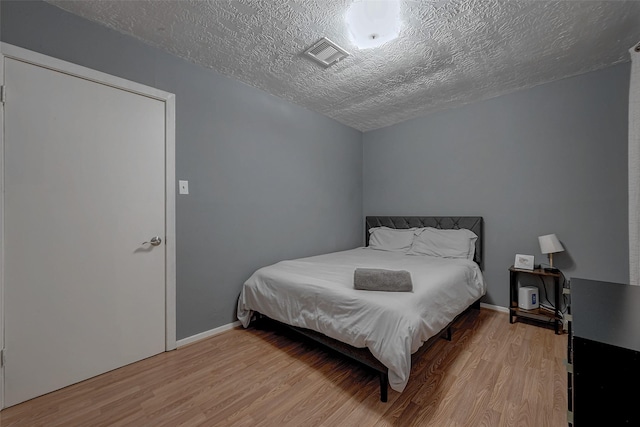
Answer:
[{"xmin": 353, "ymin": 268, "xmax": 413, "ymax": 292}]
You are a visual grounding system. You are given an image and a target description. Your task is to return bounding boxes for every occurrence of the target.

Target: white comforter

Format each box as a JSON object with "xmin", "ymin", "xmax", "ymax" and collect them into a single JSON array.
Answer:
[{"xmin": 237, "ymin": 248, "xmax": 486, "ymax": 392}]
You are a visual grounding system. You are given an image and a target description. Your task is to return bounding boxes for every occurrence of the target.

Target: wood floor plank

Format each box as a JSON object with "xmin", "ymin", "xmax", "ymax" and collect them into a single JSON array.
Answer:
[{"xmin": 0, "ymin": 309, "xmax": 567, "ymax": 426}]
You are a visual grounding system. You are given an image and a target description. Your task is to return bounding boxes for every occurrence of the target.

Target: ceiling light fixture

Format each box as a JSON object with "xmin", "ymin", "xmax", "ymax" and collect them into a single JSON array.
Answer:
[{"xmin": 346, "ymin": 0, "xmax": 401, "ymax": 49}]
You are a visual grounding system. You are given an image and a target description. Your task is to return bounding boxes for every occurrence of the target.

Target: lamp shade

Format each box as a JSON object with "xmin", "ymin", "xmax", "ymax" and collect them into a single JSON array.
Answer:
[{"xmin": 538, "ymin": 234, "xmax": 564, "ymax": 254}]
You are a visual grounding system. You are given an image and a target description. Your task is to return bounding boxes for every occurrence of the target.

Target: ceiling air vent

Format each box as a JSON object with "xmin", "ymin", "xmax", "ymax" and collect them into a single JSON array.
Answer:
[{"xmin": 303, "ymin": 37, "xmax": 349, "ymax": 68}]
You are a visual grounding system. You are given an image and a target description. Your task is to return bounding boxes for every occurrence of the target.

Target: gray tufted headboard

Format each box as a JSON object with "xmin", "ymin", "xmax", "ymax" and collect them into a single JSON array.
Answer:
[{"xmin": 365, "ymin": 216, "xmax": 484, "ymax": 269}]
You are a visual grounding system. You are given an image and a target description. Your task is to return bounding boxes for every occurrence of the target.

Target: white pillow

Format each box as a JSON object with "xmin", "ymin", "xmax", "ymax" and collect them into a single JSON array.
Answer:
[
  {"xmin": 368, "ymin": 227, "xmax": 417, "ymax": 252},
  {"xmin": 408, "ymin": 227, "xmax": 478, "ymax": 260}
]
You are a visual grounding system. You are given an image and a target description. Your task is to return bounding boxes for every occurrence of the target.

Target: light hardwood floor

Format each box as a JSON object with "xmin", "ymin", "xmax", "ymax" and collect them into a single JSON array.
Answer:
[{"xmin": 0, "ymin": 309, "xmax": 567, "ymax": 426}]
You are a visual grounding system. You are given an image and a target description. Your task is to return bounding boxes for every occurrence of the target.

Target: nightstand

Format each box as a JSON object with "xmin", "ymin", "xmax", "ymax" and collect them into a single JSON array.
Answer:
[{"xmin": 509, "ymin": 266, "xmax": 562, "ymax": 334}]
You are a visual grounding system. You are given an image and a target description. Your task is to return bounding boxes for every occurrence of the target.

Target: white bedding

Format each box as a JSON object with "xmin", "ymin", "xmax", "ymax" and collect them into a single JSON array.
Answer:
[{"xmin": 237, "ymin": 247, "xmax": 486, "ymax": 392}]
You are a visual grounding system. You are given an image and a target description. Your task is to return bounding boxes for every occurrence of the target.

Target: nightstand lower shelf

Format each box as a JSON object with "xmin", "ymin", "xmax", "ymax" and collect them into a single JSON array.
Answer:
[
  {"xmin": 509, "ymin": 266, "xmax": 562, "ymax": 334},
  {"xmin": 509, "ymin": 305, "xmax": 562, "ymax": 324}
]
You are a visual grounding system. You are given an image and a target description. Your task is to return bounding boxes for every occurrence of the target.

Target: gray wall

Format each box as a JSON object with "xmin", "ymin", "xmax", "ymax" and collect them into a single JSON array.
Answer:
[
  {"xmin": 1, "ymin": 0, "xmax": 363, "ymax": 339},
  {"xmin": 2, "ymin": 1, "xmax": 630, "ymax": 323},
  {"xmin": 364, "ymin": 64, "xmax": 630, "ymax": 307}
]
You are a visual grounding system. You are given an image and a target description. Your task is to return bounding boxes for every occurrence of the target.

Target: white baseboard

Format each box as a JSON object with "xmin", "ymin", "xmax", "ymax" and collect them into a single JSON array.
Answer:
[
  {"xmin": 480, "ymin": 302, "xmax": 509, "ymax": 313},
  {"xmin": 176, "ymin": 320, "xmax": 242, "ymax": 348}
]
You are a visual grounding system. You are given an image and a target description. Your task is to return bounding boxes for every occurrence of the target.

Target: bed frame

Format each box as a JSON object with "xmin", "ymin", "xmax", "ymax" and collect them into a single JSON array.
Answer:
[{"xmin": 254, "ymin": 216, "xmax": 484, "ymax": 402}]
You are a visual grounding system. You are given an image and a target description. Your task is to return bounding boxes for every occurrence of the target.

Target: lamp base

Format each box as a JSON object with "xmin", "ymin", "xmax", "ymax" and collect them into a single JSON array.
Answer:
[{"xmin": 544, "ymin": 267, "xmax": 560, "ymax": 273}]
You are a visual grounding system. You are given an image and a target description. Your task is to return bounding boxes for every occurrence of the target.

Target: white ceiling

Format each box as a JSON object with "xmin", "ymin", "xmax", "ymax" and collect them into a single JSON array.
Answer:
[{"xmin": 48, "ymin": 0, "xmax": 640, "ymax": 132}]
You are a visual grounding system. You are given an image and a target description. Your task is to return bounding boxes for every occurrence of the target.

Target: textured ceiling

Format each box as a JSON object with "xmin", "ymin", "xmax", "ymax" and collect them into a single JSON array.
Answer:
[{"xmin": 48, "ymin": 0, "xmax": 640, "ymax": 132}]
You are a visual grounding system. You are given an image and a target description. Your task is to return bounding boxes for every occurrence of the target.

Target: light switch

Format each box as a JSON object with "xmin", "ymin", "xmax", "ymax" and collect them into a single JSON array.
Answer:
[{"xmin": 179, "ymin": 180, "xmax": 189, "ymax": 195}]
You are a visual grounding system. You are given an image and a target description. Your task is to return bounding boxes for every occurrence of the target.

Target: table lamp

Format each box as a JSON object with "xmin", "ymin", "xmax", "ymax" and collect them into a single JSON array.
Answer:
[{"xmin": 538, "ymin": 234, "xmax": 564, "ymax": 273}]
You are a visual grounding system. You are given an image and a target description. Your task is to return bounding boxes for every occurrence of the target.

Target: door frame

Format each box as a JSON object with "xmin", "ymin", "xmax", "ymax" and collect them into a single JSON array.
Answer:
[{"xmin": 0, "ymin": 43, "xmax": 177, "ymax": 409}]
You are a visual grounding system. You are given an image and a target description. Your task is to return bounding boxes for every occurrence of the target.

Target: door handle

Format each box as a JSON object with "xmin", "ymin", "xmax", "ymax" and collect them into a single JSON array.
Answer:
[{"xmin": 142, "ymin": 236, "xmax": 162, "ymax": 246}]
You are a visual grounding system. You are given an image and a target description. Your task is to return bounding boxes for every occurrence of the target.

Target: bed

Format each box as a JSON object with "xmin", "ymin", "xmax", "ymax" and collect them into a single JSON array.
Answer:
[{"xmin": 237, "ymin": 216, "xmax": 486, "ymax": 401}]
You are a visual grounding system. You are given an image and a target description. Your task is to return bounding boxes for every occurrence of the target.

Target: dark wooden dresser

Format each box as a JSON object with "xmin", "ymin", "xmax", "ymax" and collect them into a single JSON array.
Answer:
[{"xmin": 568, "ymin": 278, "xmax": 640, "ymax": 426}]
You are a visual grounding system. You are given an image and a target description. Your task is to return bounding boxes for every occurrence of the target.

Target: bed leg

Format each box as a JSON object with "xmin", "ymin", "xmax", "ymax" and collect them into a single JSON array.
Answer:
[
  {"xmin": 251, "ymin": 312, "xmax": 267, "ymax": 328},
  {"xmin": 443, "ymin": 327, "xmax": 452, "ymax": 341},
  {"xmin": 379, "ymin": 372, "xmax": 388, "ymax": 402}
]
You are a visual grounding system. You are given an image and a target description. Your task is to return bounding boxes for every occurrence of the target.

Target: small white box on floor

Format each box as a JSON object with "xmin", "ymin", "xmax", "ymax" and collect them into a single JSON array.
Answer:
[{"xmin": 518, "ymin": 286, "xmax": 539, "ymax": 310}]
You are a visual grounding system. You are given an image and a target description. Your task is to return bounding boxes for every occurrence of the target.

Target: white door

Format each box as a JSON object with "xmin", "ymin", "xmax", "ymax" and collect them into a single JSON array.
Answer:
[{"xmin": 3, "ymin": 56, "xmax": 167, "ymax": 407}]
